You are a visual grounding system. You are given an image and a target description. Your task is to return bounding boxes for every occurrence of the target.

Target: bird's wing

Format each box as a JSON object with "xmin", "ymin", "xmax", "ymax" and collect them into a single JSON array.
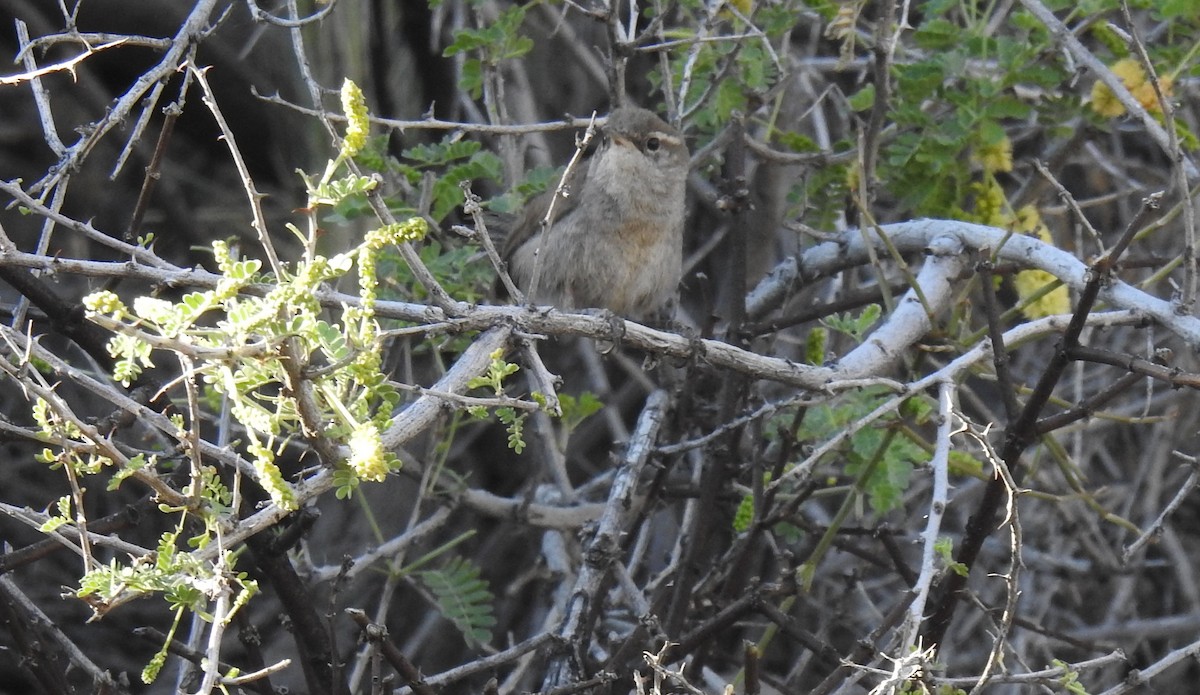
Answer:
[{"xmin": 500, "ymin": 162, "xmax": 589, "ymax": 261}]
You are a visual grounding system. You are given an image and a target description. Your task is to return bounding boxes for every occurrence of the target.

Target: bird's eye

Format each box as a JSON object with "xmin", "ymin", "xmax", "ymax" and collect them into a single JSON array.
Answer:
[{"xmin": 645, "ymin": 137, "xmax": 661, "ymax": 152}]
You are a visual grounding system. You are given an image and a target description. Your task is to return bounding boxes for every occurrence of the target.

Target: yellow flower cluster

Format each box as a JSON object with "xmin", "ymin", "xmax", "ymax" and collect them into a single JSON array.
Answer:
[
  {"xmin": 247, "ymin": 438, "xmax": 296, "ymax": 510},
  {"xmin": 340, "ymin": 78, "xmax": 369, "ymax": 158},
  {"xmin": 368, "ymin": 218, "xmax": 428, "ymax": 250},
  {"xmin": 1010, "ymin": 207, "xmax": 1070, "ymax": 319},
  {"xmin": 83, "ymin": 290, "xmax": 127, "ymax": 318},
  {"xmin": 970, "ymin": 177, "xmax": 1007, "ymax": 226},
  {"xmin": 971, "ymin": 179, "xmax": 1070, "ymax": 319},
  {"xmin": 973, "ymin": 136, "xmax": 1013, "ymax": 174},
  {"xmin": 1090, "ymin": 58, "xmax": 1174, "ymax": 118},
  {"xmin": 348, "ymin": 422, "xmax": 389, "ymax": 482}
]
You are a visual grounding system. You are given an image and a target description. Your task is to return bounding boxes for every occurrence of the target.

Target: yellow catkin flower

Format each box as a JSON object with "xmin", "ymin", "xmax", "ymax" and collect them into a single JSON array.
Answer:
[
  {"xmin": 974, "ymin": 136, "xmax": 1013, "ymax": 174},
  {"xmin": 340, "ymin": 78, "xmax": 369, "ymax": 158},
  {"xmin": 1089, "ymin": 58, "xmax": 1174, "ymax": 118},
  {"xmin": 1012, "ymin": 205, "xmax": 1070, "ymax": 318},
  {"xmin": 368, "ymin": 218, "xmax": 428, "ymax": 250},
  {"xmin": 248, "ymin": 438, "xmax": 296, "ymax": 510},
  {"xmin": 970, "ymin": 178, "xmax": 1007, "ymax": 226}
]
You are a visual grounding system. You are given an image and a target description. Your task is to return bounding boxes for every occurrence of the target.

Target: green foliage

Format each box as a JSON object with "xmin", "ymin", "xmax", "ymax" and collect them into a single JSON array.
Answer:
[
  {"xmin": 846, "ymin": 426, "xmax": 916, "ymax": 515},
  {"xmin": 1156, "ymin": 0, "xmax": 1200, "ymax": 21},
  {"xmin": 497, "ymin": 407, "xmax": 526, "ymax": 453},
  {"xmin": 87, "ymin": 529, "xmax": 259, "ymax": 686},
  {"xmin": 82, "ymin": 213, "xmax": 416, "ymax": 499},
  {"xmin": 38, "ymin": 495, "xmax": 72, "ymax": 533},
  {"xmin": 733, "ymin": 490, "xmax": 755, "ymax": 533},
  {"xmin": 443, "ymin": 5, "xmax": 533, "ymax": 98},
  {"xmin": 32, "ymin": 396, "xmax": 110, "ymax": 477},
  {"xmin": 558, "ymin": 392, "xmax": 604, "ymax": 432},
  {"xmin": 34, "ymin": 128, "xmax": 429, "ymax": 661},
  {"xmin": 847, "ymin": 83, "xmax": 876, "ymax": 112},
  {"xmin": 487, "ymin": 165, "xmax": 559, "ymax": 214},
  {"xmin": 466, "ymin": 348, "xmax": 528, "ymax": 453},
  {"xmin": 180, "ymin": 466, "xmax": 234, "ymax": 549},
  {"xmin": 948, "ymin": 450, "xmax": 984, "ymax": 477},
  {"xmin": 418, "ymin": 557, "xmax": 497, "ymax": 647},
  {"xmin": 934, "ymin": 537, "xmax": 969, "ymax": 578},
  {"xmin": 877, "ymin": 7, "xmax": 1071, "ymax": 216},
  {"xmin": 396, "ymin": 137, "xmax": 504, "ymax": 222},
  {"xmin": 805, "ymin": 327, "xmax": 828, "ymax": 365},
  {"xmin": 330, "ymin": 133, "xmax": 502, "ymax": 305},
  {"xmin": 1053, "ymin": 659, "xmax": 1093, "ymax": 695},
  {"xmin": 822, "ymin": 304, "xmax": 882, "ymax": 343},
  {"xmin": 77, "ymin": 529, "xmax": 257, "ymax": 633},
  {"xmin": 795, "ymin": 388, "xmax": 933, "ymax": 515},
  {"xmin": 378, "ymin": 239, "xmax": 493, "ymax": 304},
  {"xmin": 796, "ymin": 155, "xmax": 853, "ymax": 229},
  {"xmin": 643, "ymin": 0, "xmax": 795, "ymax": 138},
  {"xmin": 304, "ymin": 172, "xmax": 378, "ymax": 208},
  {"xmin": 468, "ymin": 348, "xmax": 519, "ymax": 392},
  {"xmin": 332, "ymin": 467, "xmax": 362, "ymax": 500}
]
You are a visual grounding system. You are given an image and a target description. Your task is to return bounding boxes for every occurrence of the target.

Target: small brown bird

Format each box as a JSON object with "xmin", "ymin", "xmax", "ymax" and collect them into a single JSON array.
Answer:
[{"xmin": 502, "ymin": 107, "xmax": 689, "ymax": 318}]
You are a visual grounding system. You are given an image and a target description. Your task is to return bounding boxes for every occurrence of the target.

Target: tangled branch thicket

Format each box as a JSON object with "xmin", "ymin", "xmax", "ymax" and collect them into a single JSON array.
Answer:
[{"xmin": 3, "ymin": 1, "xmax": 1200, "ymax": 693}]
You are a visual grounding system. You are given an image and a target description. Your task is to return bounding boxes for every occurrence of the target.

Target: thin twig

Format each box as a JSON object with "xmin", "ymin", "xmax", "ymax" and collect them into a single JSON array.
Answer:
[
  {"xmin": 29, "ymin": 0, "xmax": 222, "ymax": 195},
  {"xmin": 189, "ymin": 61, "xmax": 284, "ymax": 279},
  {"xmin": 895, "ymin": 381, "xmax": 954, "ymax": 654},
  {"xmin": 0, "ymin": 37, "xmax": 127, "ymax": 86},
  {"xmin": 1119, "ymin": 0, "xmax": 1196, "ymax": 308},
  {"xmin": 0, "ymin": 575, "xmax": 124, "ymax": 692},
  {"xmin": 526, "ymin": 114, "xmax": 599, "ymax": 304},
  {"xmin": 1122, "ymin": 453, "xmax": 1200, "ymax": 564}
]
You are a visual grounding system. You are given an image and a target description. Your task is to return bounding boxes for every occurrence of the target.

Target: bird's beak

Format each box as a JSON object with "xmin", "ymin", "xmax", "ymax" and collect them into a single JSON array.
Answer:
[{"xmin": 610, "ymin": 133, "xmax": 634, "ymax": 148}]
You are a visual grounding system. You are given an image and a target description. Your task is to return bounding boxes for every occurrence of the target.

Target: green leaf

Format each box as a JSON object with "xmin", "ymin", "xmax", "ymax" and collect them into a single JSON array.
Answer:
[
  {"xmin": 774, "ymin": 131, "xmax": 818, "ymax": 153},
  {"xmin": 460, "ymin": 59, "xmax": 483, "ymax": 98},
  {"xmin": 498, "ymin": 408, "xmax": 526, "ymax": 453},
  {"xmin": 314, "ymin": 320, "xmax": 350, "ymax": 361},
  {"xmin": 1157, "ymin": 0, "xmax": 1200, "ymax": 19},
  {"xmin": 948, "ymin": 451, "xmax": 984, "ymax": 477},
  {"xmin": 847, "ymin": 83, "xmax": 876, "ymax": 112},
  {"xmin": 430, "ymin": 153, "xmax": 504, "ymax": 220},
  {"xmin": 899, "ymin": 396, "xmax": 934, "ymax": 425},
  {"xmin": 805, "ymin": 327, "xmax": 828, "ymax": 365},
  {"xmin": 821, "ymin": 304, "xmax": 881, "ymax": 343},
  {"xmin": 443, "ymin": 5, "xmax": 530, "ymax": 63},
  {"xmin": 403, "ymin": 139, "xmax": 482, "ymax": 166},
  {"xmin": 935, "ymin": 537, "xmax": 969, "ymax": 577},
  {"xmin": 443, "ymin": 30, "xmax": 490, "ymax": 57},
  {"xmin": 977, "ymin": 119, "xmax": 1006, "ymax": 146},
  {"xmin": 418, "ymin": 557, "xmax": 496, "ymax": 647},
  {"xmin": 914, "ymin": 18, "xmax": 959, "ymax": 50},
  {"xmin": 559, "ymin": 392, "xmax": 604, "ymax": 431},
  {"xmin": 181, "ymin": 292, "xmax": 211, "ymax": 315}
]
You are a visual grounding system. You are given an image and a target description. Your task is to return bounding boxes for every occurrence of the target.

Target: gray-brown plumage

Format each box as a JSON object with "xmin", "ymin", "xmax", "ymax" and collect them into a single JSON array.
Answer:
[{"xmin": 501, "ymin": 107, "xmax": 689, "ymax": 318}]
